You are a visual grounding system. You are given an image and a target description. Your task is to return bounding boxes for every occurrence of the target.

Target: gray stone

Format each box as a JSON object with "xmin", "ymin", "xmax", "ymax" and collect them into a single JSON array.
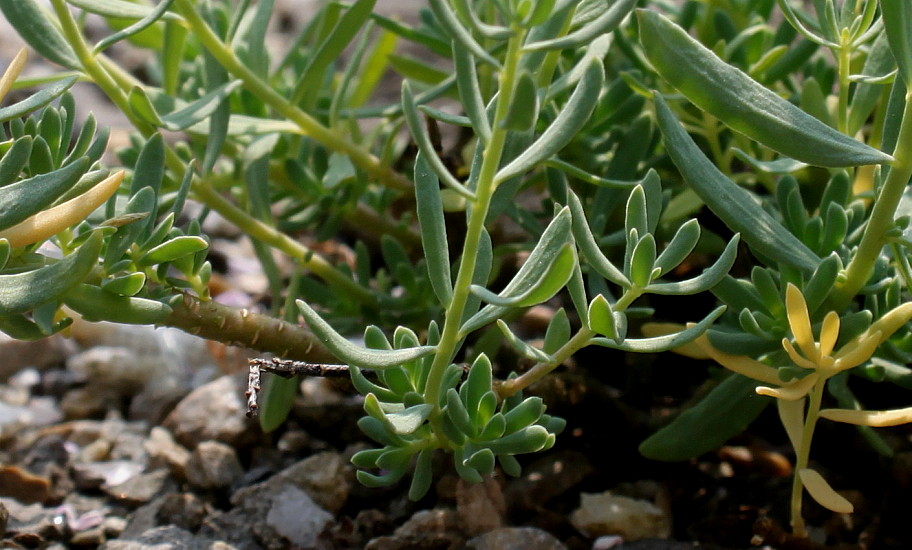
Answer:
[
  {"xmin": 72, "ymin": 460, "xmax": 143, "ymax": 491},
  {"xmin": 163, "ymin": 376, "xmax": 255, "ymax": 449},
  {"xmin": 264, "ymin": 451, "xmax": 351, "ymax": 513},
  {"xmin": 570, "ymin": 492, "xmax": 671, "ymax": 541},
  {"xmin": 186, "ymin": 441, "xmax": 244, "ymax": 490},
  {"xmin": 144, "ymin": 427, "xmax": 191, "ymax": 480},
  {"xmin": 104, "ymin": 469, "xmax": 172, "ymax": 507},
  {"xmin": 265, "ymin": 486, "xmax": 333, "ymax": 549},
  {"xmin": 0, "ymin": 333, "xmax": 69, "ymax": 382},
  {"xmin": 100, "ymin": 525, "xmax": 238, "ymax": 550},
  {"xmin": 366, "ymin": 508, "xmax": 464, "ymax": 550},
  {"xmin": 0, "ymin": 499, "xmax": 8, "ymax": 534},
  {"xmin": 156, "ymin": 493, "xmax": 207, "ymax": 533},
  {"xmin": 466, "ymin": 527, "xmax": 568, "ymax": 550}
]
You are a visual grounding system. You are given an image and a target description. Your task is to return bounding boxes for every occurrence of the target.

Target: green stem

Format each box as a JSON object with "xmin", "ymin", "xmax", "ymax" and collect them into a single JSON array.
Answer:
[
  {"xmin": 789, "ymin": 378, "xmax": 826, "ymax": 538},
  {"xmin": 830, "ymin": 92, "xmax": 912, "ymax": 308},
  {"xmin": 497, "ymin": 328, "xmax": 594, "ymax": 397},
  {"xmin": 836, "ymin": 41, "xmax": 851, "ymax": 135},
  {"xmin": 192, "ymin": 181, "xmax": 377, "ymax": 305},
  {"xmin": 423, "ymin": 28, "xmax": 527, "ymax": 416},
  {"xmin": 171, "ymin": 0, "xmax": 411, "ymax": 192},
  {"xmin": 50, "ymin": 0, "xmax": 378, "ymax": 309}
]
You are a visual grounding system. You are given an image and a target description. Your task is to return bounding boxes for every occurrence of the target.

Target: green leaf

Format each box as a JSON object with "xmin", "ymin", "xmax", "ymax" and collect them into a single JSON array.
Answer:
[
  {"xmin": 639, "ymin": 373, "xmax": 771, "ymax": 461},
  {"xmin": 129, "ymin": 81, "xmax": 243, "ymax": 131},
  {"xmin": 67, "ymin": 0, "xmax": 180, "ymax": 20},
  {"xmin": 0, "ymin": 76, "xmax": 79, "ymax": 123},
  {"xmin": 654, "ymin": 219, "xmax": 700, "ymax": 276},
  {"xmin": 495, "ymin": 59, "xmax": 604, "ymax": 183},
  {"xmin": 137, "ymin": 236, "xmax": 208, "ymax": 266},
  {"xmin": 408, "ymin": 449, "xmax": 434, "ymax": 501},
  {"xmin": 0, "ymin": 137, "xmax": 33, "ymax": 187},
  {"xmin": 63, "ymin": 283, "xmax": 172, "ymax": 324},
  {"xmin": 654, "ymin": 94, "xmax": 820, "ymax": 273},
  {"xmin": 881, "ymin": 0, "xmax": 912, "ymax": 90},
  {"xmin": 0, "ymin": 230, "xmax": 101, "ymax": 314},
  {"xmin": 385, "ymin": 403, "xmax": 434, "ymax": 435},
  {"xmin": 543, "ymin": 308, "xmax": 570, "ymax": 354},
  {"xmin": 496, "ymin": 320, "xmax": 553, "ymax": 362},
  {"xmin": 462, "ymin": 208, "xmax": 574, "ymax": 333},
  {"xmin": 638, "ymin": 9, "xmax": 893, "ymax": 167},
  {"xmin": 258, "ymin": 374, "xmax": 299, "ymax": 433},
  {"xmin": 446, "ymin": 388, "xmax": 477, "ymax": 438},
  {"xmin": 0, "ymin": 0, "xmax": 79, "ymax": 69},
  {"xmin": 568, "ymin": 190, "xmax": 629, "ymax": 286},
  {"xmin": 100, "ymin": 272, "xmax": 146, "ymax": 296},
  {"xmin": 464, "ymin": 448, "xmax": 495, "ymax": 474},
  {"xmin": 647, "ymin": 235, "xmax": 740, "ymax": 295},
  {"xmin": 629, "ymin": 234, "xmax": 658, "ymax": 288},
  {"xmin": 402, "ymin": 82, "xmax": 473, "ymax": 199},
  {"xmin": 503, "ymin": 396, "xmax": 544, "ymax": 434},
  {"xmin": 469, "ymin": 243, "xmax": 576, "ymax": 307},
  {"xmin": 428, "ymin": 0, "xmax": 501, "ymax": 68},
  {"xmin": 290, "ymin": 0, "xmax": 377, "ymax": 106},
  {"xmin": 297, "ymin": 299, "xmax": 436, "ymax": 369},
  {"xmin": 452, "ymin": 0, "xmax": 512, "ymax": 39},
  {"xmin": 500, "ymin": 71, "xmax": 538, "ymax": 132},
  {"xmin": 591, "ymin": 305, "xmax": 726, "ymax": 353},
  {"xmin": 486, "ymin": 425, "xmax": 552, "ymax": 455},
  {"xmin": 588, "ymin": 294, "xmax": 618, "ymax": 340},
  {"xmin": 0, "ymin": 238, "xmax": 8, "ymax": 270},
  {"xmin": 0, "ymin": 157, "xmax": 88, "ymax": 231},
  {"xmin": 523, "ymin": 0, "xmax": 636, "ymax": 51},
  {"xmin": 414, "ymin": 152, "xmax": 453, "ymax": 307},
  {"xmin": 93, "ymin": 0, "xmax": 176, "ymax": 53},
  {"xmin": 462, "ymin": 354, "xmax": 493, "ymax": 418}
]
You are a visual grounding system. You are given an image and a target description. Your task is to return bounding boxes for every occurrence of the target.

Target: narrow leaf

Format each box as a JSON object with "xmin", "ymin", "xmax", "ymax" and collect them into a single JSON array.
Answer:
[
  {"xmin": 496, "ymin": 59, "xmax": 604, "ymax": 183},
  {"xmin": 0, "ymin": 158, "xmax": 89, "ymax": 232},
  {"xmin": 881, "ymin": 0, "xmax": 912, "ymax": 90},
  {"xmin": 0, "ymin": 0, "xmax": 79, "ymax": 69},
  {"xmin": 654, "ymin": 94, "xmax": 820, "ymax": 272},
  {"xmin": 0, "ymin": 230, "xmax": 102, "ymax": 314},
  {"xmin": 428, "ymin": 0, "xmax": 501, "ymax": 68},
  {"xmin": 639, "ymin": 9, "xmax": 893, "ymax": 167},
  {"xmin": 414, "ymin": 153, "xmax": 453, "ymax": 306},
  {"xmin": 798, "ymin": 468, "xmax": 854, "ymax": 513},
  {"xmin": 297, "ymin": 299, "xmax": 436, "ymax": 369},
  {"xmin": 0, "ymin": 76, "xmax": 79, "ymax": 123},
  {"xmin": 647, "ymin": 235, "xmax": 740, "ymax": 294},
  {"xmin": 524, "ymin": 0, "xmax": 636, "ymax": 51}
]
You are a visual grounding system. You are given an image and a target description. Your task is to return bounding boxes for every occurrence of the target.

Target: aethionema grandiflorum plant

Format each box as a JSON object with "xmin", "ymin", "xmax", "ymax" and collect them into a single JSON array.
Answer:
[{"xmin": 0, "ymin": 0, "xmax": 740, "ymax": 501}]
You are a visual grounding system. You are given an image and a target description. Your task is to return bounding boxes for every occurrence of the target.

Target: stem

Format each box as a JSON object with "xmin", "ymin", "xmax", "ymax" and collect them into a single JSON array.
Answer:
[
  {"xmin": 836, "ymin": 40, "xmax": 851, "ymax": 135},
  {"xmin": 497, "ymin": 328, "xmax": 594, "ymax": 397},
  {"xmin": 830, "ymin": 92, "xmax": 912, "ymax": 308},
  {"xmin": 789, "ymin": 378, "xmax": 826, "ymax": 538},
  {"xmin": 422, "ymin": 28, "xmax": 527, "ymax": 415},
  {"xmin": 192, "ymin": 181, "xmax": 377, "ymax": 305},
  {"xmin": 166, "ymin": 293, "xmax": 336, "ymax": 361},
  {"xmin": 171, "ymin": 0, "xmax": 411, "ymax": 192}
]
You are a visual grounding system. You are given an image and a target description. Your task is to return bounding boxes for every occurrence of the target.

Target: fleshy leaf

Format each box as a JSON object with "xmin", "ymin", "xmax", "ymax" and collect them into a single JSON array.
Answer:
[{"xmin": 639, "ymin": 9, "xmax": 892, "ymax": 167}]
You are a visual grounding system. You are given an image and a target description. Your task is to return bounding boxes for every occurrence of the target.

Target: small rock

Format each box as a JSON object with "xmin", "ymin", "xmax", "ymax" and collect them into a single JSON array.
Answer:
[
  {"xmin": 100, "ymin": 525, "xmax": 238, "ymax": 550},
  {"xmin": 570, "ymin": 492, "xmax": 671, "ymax": 541},
  {"xmin": 145, "ymin": 427, "xmax": 191, "ymax": 480},
  {"xmin": 266, "ymin": 486, "xmax": 333, "ymax": 549},
  {"xmin": 105, "ymin": 469, "xmax": 172, "ymax": 507},
  {"xmin": 67, "ymin": 346, "xmax": 152, "ymax": 393},
  {"xmin": 60, "ymin": 387, "xmax": 113, "ymax": 419},
  {"xmin": 0, "ymin": 333, "xmax": 69, "ymax": 382},
  {"xmin": 267, "ymin": 451, "xmax": 351, "ymax": 513},
  {"xmin": 70, "ymin": 525, "xmax": 106, "ymax": 546},
  {"xmin": 366, "ymin": 508, "xmax": 464, "ymax": 550},
  {"xmin": 1, "ymin": 498, "xmax": 67, "ymax": 543},
  {"xmin": 456, "ymin": 477, "xmax": 505, "ymax": 536},
  {"xmin": 0, "ymin": 466, "xmax": 52, "ymax": 505},
  {"xmin": 466, "ymin": 526, "xmax": 568, "ymax": 550},
  {"xmin": 156, "ymin": 493, "xmax": 207, "ymax": 532},
  {"xmin": 505, "ymin": 450, "xmax": 594, "ymax": 514},
  {"xmin": 163, "ymin": 375, "xmax": 255, "ymax": 449},
  {"xmin": 103, "ymin": 516, "xmax": 127, "ymax": 538},
  {"xmin": 186, "ymin": 441, "xmax": 244, "ymax": 490},
  {"xmin": 72, "ymin": 460, "xmax": 143, "ymax": 491}
]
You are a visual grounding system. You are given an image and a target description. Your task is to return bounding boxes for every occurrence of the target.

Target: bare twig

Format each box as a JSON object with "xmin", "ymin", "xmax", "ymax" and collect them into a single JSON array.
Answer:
[{"xmin": 245, "ymin": 358, "xmax": 354, "ymax": 417}]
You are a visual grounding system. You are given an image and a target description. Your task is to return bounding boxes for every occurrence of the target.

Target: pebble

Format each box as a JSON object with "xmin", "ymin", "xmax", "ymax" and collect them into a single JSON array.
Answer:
[
  {"xmin": 0, "ymin": 499, "xmax": 8, "ymax": 533},
  {"xmin": 0, "ymin": 333, "xmax": 69, "ymax": 381},
  {"xmin": 72, "ymin": 461, "xmax": 144, "ymax": 491},
  {"xmin": 570, "ymin": 492, "xmax": 671, "ymax": 541},
  {"xmin": 105, "ymin": 469, "xmax": 172, "ymax": 507},
  {"xmin": 265, "ymin": 486, "xmax": 333, "ymax": 549},
  {"xmin": 0, "ymin": 466, "xmax": 52, "ymax": 505},
  {"xmin": 456, "ymin": 477, "xmax": 506, "ymax": 536},
  {"xmin": 267, "ymin": 451, "xmax": 351, "ymax": 513},
  {"xmin": 144, "ymin": 427, "xmax": 191, "ymax": 480},
  {"xmin": 100, "ymin": 525, "xmax": 238, "ymax": 550},
  {"xmin": 466, "ymin": 526, "xmax": 568, "ymax": 550},
  {"xmin": 366, "ymin": 508, "xmax": 464, "ymax": 549},
  {"xmin": 156, "ymin": 493, "xmax": 208, "ymax": 532},
  {"xmin": 186, "ymin": 441, "xmax": 244, "ymax": 490},
  {"xmin": 163, "ymin": 375, "xmax": 255, "ymax": 449}
]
